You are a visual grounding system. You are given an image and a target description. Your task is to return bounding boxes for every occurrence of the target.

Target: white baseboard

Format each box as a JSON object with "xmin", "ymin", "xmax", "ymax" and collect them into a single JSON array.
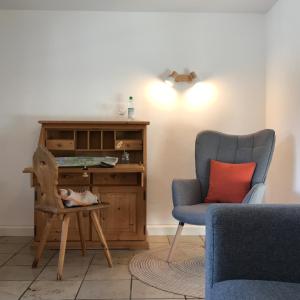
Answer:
[
  {"xmin": 0, "ymin": 225, "xmax": 205, "ymax": 237},
  {"xmin": 147, "ymin": 224, "xmax": 205, "ymax": 236},
  {"xmin": 0, "ymin": 226, "xmax": 34, "ymax": 236}
]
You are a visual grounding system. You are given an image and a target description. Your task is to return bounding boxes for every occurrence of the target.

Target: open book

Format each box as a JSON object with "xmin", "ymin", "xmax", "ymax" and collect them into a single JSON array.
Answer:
[{"xmin": 55, "ymin": 156, "xmax": 118, "ymax": 168}]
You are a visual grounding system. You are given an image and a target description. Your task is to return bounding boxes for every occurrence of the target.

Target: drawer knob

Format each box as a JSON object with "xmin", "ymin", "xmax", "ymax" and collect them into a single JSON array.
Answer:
[{"xmin": 82, "ymin": 172, "xmax": 89, "ymax": 178}]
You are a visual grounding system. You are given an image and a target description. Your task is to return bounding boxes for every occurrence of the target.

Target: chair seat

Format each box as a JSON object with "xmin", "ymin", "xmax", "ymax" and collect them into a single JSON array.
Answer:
[
  {"xmin": 172, "ymin": 204, "xmax": 210, "ymax": 225},
  {"xmin": 211, "ymin": 280, "xmax": 300, "ymax": 300},
  {"xmin": 36, "ymin": 202, "xmax": 110, "ymax": 214}
]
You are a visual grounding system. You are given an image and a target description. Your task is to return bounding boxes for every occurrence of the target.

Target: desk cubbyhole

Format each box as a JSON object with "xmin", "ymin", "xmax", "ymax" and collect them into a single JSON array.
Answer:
[
  {"xmin": 76, "ymin": 131, "xmax": 89, "ymax": 150},
  {"xmin": 89, "ymin": 131, "xmax": 102, "ymax": 150},
  {"xmin": 102, "ymin": 131, "xmax": 115, "ymax": 149},
  {"xmin": 47, "ymin": 130, "xmax": 74, "ymax": 140},
  {"xmin": 116, "ymin": 130, "xmax": 142, "ymax": 140}
]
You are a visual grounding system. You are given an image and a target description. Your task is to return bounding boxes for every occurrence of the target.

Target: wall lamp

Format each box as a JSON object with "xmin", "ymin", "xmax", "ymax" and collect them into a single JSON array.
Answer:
[{"xmin": 164, "ymin": 70, "xmax": 197, "ymax": 86}]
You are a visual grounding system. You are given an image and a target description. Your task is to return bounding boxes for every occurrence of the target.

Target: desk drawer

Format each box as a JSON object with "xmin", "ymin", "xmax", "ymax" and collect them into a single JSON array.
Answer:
[
  {"xmin": 93, "ymin": 173, "xmax": 138, "ymax": 186},
  {"xmin": 59, "ymin": 173, "xmax": 90, "ymax": 185},
  {"xmin": 46, "ymin": 139, "xmax": 75, "ymax": 150}
]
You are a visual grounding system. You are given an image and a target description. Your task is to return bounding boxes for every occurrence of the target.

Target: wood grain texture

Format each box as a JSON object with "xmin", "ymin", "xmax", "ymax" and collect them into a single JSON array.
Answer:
[
  {"xmin": 25, "ymin": 121, "xmax": 149, "ymax": 250},
  {"xmin": 57, "ymin": 214, "xmax": 70, "ymax": 280},
  {"xmin": 91, "ymin": 210, "xmax": 113, "ymax": 267}
]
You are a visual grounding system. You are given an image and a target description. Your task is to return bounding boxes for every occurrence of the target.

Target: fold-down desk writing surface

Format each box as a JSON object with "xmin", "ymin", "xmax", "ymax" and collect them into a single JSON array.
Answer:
[{"xmin": 23, "ymin": 164, "xmax": 144, "ymax": 174}]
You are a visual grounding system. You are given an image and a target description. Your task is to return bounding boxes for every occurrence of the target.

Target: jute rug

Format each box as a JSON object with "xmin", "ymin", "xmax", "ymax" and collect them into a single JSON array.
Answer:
[{"xmin": 129, "ymin": 247, "xmax": 205, "ymax": 298}]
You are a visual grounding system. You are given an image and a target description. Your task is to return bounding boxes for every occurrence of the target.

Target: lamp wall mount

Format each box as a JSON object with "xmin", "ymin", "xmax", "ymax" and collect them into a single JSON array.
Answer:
[{"xmin": 167, "ymin": 71, "xmax": 197, "ymax": 83}]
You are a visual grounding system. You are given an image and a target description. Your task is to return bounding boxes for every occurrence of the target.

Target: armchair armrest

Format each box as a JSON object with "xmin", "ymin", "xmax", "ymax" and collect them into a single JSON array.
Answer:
[
  {"xmin": 172, "ymin": 179, "xmax": 201, "ymax": 207},
  {"xmin": 205, "ymin": 205, "xmax": 300, "ymax": 297},
  {"xmin": 243, "ymin": 183, "xmax": 266, "ymax": 204}
]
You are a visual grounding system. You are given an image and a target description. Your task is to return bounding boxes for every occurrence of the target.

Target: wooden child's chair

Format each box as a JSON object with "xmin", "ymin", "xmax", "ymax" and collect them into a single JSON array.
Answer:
[{"xmin": 32, "ymin": 145, "xmax": 113, "ymax": 280}]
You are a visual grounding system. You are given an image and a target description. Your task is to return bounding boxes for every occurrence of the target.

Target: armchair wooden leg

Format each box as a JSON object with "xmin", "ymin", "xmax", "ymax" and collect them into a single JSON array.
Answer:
[
  {"xmin": 167, "ymin": 222, "xmax": 184, "ymax": 263},
  {"xmin": 77, "ymin": 212, "xmax": 86, "ymax": 256},
  {"xmin": 91, "ymin": 210, "xmax": 113, "ymax": 268},
  {"xmin": 32, "ymin": 213, "xmax": 55, "ymax": 268},
  {"xmin": 57, "ymin": 214, "xmax": 70, "ymax": 280}
]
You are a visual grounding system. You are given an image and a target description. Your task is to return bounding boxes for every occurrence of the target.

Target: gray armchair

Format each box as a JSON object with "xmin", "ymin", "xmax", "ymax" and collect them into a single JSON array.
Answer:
[
  {"xmin": 167, "ymin": 130, "xmax": 275, "ymax": 262},
  {"xmin": 206, "ymin": 205, "xmax": 300, "ymax": 299}
]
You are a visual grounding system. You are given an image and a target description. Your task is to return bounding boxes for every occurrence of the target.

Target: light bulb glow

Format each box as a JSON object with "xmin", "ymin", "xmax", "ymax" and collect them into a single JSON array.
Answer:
[
  {"xmin": 185, "ymin": 82, "xmax": 217, "ymax": 109},
  {"xmin": 164, "ymin": 79, "xmax": 174, "ymax": 87},
  {"xmin": 147, "ymin": 80, "xmax": 178, "ymax": 110}
]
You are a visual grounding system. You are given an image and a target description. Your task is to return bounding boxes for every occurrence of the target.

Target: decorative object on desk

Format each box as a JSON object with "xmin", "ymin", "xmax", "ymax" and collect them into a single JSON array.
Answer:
[
  {"xmin": 117, "ymin": 99, "xmax": 127, "ymax": 119},
  {"xmin": 121, "ymin": 150, "xmax": 130, "ymax": 164},
  {"xmin": 164, "ymin": 70, "xmax": 197, "ymax": 86},
  {"xmin": 129, "ymin": 246, "xmax": 204, "ymax": 298},
  {"xmin": 60, "ymin": 188, "xmax": 99, "ymax": 207},
  {"xmin": 128, "ymin": 96, "xmax": 135, "ymax": 119},
  {"xmin": 55, "ymin": 156, "xmax": 118, "ymax": 168}
]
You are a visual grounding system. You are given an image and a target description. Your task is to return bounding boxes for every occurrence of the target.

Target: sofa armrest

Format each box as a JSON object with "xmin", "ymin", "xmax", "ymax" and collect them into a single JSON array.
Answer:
[
  {"xmin": 172, "ymin": 179, "xmax": 201, "ymax": 207},
  {"xmin": 242, "ymin": 183, "xmax": 266, "ymax": 204},
  {"xmin": 206, "ymin": 205, "xmax": 300, "ymax": 297}
]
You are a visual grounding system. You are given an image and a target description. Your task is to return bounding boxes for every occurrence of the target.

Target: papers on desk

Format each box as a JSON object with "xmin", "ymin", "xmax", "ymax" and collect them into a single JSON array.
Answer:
[{"xmin": 55, "ymin": 156, "xmax": 118, "ymax": 168}]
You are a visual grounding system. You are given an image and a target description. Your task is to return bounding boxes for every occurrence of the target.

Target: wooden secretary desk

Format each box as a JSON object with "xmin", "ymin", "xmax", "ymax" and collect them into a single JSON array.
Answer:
[{"xmin": 24, "ymin": 120, "xmax": 150, "ymax": 249}]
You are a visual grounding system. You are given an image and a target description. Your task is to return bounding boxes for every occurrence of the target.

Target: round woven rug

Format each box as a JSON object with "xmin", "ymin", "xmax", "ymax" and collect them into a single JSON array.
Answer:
[{"xmin": 129, "ymin": 247, "xmax": 205, "ymax": 298}]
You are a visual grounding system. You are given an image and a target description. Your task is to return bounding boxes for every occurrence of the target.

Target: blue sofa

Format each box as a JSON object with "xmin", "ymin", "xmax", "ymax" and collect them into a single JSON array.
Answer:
[{"xmin": 205, "ymin": 205, "xmax": 300, "ymax": 300}]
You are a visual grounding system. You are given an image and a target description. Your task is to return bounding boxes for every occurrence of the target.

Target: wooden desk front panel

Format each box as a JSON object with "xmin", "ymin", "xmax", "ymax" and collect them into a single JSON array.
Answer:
[
  {"xmin": 92, "ymin": 186, "xmax": 145, "ymax": 241},
  {"xmin": 34, "ymin": 174, "xmax": 145, "ymax": 243}
]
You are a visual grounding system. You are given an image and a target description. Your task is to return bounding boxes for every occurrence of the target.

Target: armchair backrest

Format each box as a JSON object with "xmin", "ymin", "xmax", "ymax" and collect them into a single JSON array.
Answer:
[
  {"xmin": 195, "ymin": 129, "xmax": 275, "ymax": 200},
  {"xmin": 33, "ymin": 145, "xmax": 64, "ymax": 210}
]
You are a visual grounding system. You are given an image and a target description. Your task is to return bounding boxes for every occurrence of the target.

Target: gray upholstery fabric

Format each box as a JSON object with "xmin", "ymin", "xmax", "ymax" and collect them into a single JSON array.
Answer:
[
  {"xmin": 172, "ymin": 204, "xmax": 209, "ymax": 225},
  {"xmin": 211, "ymin": 280, "xmax": 300, "ymax": 300},
  {"xmin": 205, "ymin": 205, "xmax": 300, "ymax": 300},
  {"xmin": 242, "ymin": 183, "xmax": 266, "ymax": 204},
  {"xmin": 172, "ymin": 179, "xmax": 201, "ymax": 207},
  {"xmin": 195, "ymin": 129, "xmax": 275, "ymax": 200}
]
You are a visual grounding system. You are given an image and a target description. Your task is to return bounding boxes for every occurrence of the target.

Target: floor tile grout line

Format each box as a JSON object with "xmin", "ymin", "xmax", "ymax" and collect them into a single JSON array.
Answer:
[
  {"xmin": 17, "ymin": 248, "xmax": 57, "ymax": 300},
  {"xmin": 0, "ymin": 240, "xmax": 33, "ymax": 267},
  {"xmin": 74, "ymin": 252, "xmax": 95, "ymax": 300},
  {"xmin": 129, "ymin": 275, "xmax": 133, "ymax": 299}
]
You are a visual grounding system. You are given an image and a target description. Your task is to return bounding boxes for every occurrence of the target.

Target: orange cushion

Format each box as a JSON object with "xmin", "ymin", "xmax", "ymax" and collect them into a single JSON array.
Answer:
[{"xmin": 204, "ymin": 160, "xmax": 256, "ymax": 203}]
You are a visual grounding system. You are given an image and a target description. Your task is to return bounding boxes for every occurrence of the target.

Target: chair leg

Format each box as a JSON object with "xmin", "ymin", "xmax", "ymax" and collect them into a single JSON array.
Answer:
[
  {"xmin": 77, "ymin": 212, "xmax": 86, "ymax": 256},
  {"xmin": 167, "ymin": 222, "xmax": 184, "ymax": 263},
  {"xmin": 90, "ymin": 210, "xmax": 113, "ymax": 268},
  {"xmin": 57, "ymin": 214, "xmax": 70, "ymax": 280},
  {"xmin": 32, "ymin": 213, "xmax": 55, "ymax": 268}
]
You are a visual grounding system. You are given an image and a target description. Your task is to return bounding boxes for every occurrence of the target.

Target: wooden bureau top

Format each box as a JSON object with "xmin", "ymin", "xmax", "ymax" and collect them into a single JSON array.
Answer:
[{"xmin": 39, "ymin": 120, "xmax": 150, "ymax": 126}]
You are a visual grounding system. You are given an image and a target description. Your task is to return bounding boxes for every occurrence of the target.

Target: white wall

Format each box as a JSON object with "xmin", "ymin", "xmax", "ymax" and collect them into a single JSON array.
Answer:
[
  {"xmin": 265, "ymin": 0, "xmax": 300, "ymax": 204},
  {"xmin": 0, "ymin": 11, "xmax": 266, "ymax": 235}
]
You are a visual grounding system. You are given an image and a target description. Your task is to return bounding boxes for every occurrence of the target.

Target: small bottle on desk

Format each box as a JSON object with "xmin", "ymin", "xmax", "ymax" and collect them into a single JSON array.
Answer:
[{"xmin": 128, "ymin": 96, "xmax": 135, "ymax": 120}]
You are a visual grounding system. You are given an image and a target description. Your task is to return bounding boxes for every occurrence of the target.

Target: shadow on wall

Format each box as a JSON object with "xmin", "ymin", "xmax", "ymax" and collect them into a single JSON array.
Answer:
[
  {"xmin": 0, "ymin": 115, "xmax": 42, "ymax": 227},
  {"xmin": 266, "ymin": 134, "xmax": 300, "ymax": 203}
]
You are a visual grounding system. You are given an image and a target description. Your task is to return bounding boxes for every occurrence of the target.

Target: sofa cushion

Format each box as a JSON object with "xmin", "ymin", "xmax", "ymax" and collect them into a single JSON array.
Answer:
[
  {"xmin": 172, "ymin": 204, "xmax": 209, "ymax": 225},
  {"xmin": 211, "ymin": 280, "xmax": 300, "ymax": 300},
  {"xmin": 205, "ymin": 160, "xmax": 256, "ymax": 203}
]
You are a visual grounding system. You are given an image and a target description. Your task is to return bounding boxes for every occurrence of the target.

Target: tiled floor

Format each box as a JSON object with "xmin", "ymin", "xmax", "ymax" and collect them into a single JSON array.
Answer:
[{"xmin": 0, "ymin": 235, "xmax": 204, "ymax": 300}]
